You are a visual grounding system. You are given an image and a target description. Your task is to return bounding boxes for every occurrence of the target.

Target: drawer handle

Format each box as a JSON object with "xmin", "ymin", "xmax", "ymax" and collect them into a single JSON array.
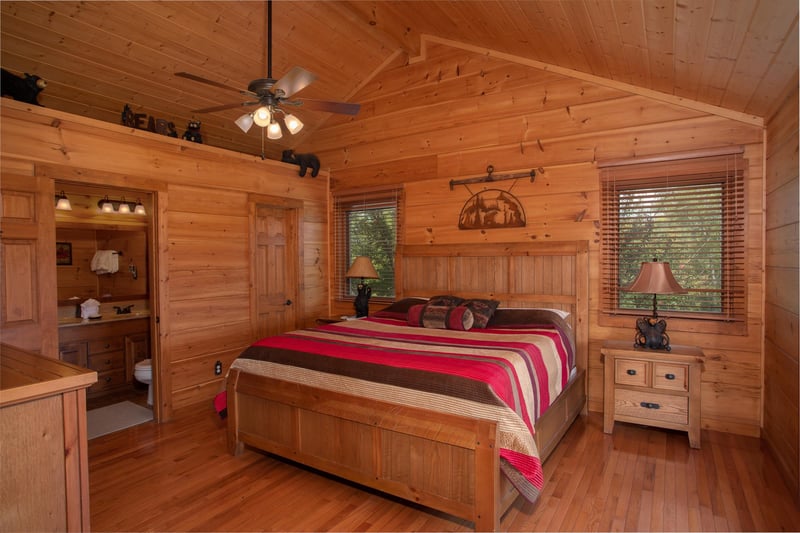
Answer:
[
  {"xmin": 665, "ymin": 373, "xmax": 676, "ymax": 380},
  {"xmin": 626, "ymin": 369, "xmax": 637, "ymax": 376},
  {"xmin": 105, "ymin": 344, "xmax": 111, "ymax": 349},
  {"xmin": 105, "ymin": 376, "xmax": 113, "ymax": 383},
  {"xmin": 640, "ymin": 402, "xmax": 660, "ymax": 409},
  {"xmin": 61, "ymin": 350, "xmax": 78, "ymax": 355},
  {"xmin": 105, "ymin": 359, "xmax": 112, "ymax": 365}
]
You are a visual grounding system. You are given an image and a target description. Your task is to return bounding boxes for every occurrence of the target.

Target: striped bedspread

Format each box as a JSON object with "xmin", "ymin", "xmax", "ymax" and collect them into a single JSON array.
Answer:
[{"xmin": 231, "ymin": 316, "xmax": 574, "ymax": 503}]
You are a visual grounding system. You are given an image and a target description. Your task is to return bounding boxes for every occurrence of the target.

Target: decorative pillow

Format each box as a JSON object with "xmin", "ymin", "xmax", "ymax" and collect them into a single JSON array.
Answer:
[
  {"xmin": 408, "ymin": 304, "xmax": 474, "ymax": 331},
  {"xmin": 373, "ymin": 297, "xmax": 429, "ymax": 320},
  {"xmin": 459, "ymin": 298, "xmax": 500, "ymax": 328},
  {"xmin": 428, "ymin": 294, "xmax": 465, "ymax": 307}
]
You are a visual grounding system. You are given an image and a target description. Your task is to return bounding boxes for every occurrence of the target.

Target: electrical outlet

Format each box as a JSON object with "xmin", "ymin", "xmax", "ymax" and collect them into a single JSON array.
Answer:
[{"xmin": 214, "ymin": 360, "xmax": 222, "ymax": 376}]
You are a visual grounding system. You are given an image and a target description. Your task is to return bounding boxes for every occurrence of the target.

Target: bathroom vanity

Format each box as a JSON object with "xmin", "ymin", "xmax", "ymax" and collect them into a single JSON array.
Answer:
[{"xmin": 58, "ymin": 315, "xmax": 149, "ymax": 397}]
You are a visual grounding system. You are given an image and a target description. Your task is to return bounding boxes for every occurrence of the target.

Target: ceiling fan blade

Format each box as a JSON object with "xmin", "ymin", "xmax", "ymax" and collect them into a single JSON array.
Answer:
[
  {"xmin": 193, "ymin": 101, "xmax": 260, "ymax": 114},
  {"xmin": 297, "ymin": 98, "xmax": 361, "ymax": 116},
  {"xmin": 273, "ymin": 66, "xmax": 317, "ymax": 98},
  {"xmin": 176, "ymin": 72, "xmax": 248, "ymax": 95}
]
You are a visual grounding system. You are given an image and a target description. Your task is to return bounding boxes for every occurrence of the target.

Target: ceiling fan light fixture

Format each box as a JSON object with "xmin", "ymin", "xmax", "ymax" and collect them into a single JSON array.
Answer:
[
  {"xmin": 235, "ymin": 113, "xmax": 254, "ymax": 133},
  {"xmin": 267, "ymin": 120, "xmax": 283, "ymax": 140},
  {"xmin": 253, "ymin": 106, "xmax": 272, "ymax": 127},
  {"xmin": 283, "ymin": 113, "xmax": 303, "ymax": 135}
]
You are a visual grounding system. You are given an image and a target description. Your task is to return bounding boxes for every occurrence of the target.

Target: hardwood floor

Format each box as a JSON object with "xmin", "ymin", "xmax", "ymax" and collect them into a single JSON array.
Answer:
[{"xmin": 88, "ymin": 407, "xmax": 800, "ymax": 531}]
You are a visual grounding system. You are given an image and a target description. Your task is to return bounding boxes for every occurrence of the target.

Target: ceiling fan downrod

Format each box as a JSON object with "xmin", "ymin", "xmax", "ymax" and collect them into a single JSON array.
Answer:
[{"xmin": 266, "ymin": 0, "xmax": 272, "ymax": 80}]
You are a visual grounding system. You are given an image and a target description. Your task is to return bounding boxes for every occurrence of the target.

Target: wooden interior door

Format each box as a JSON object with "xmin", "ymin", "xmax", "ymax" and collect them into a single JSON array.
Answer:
[
  {"xmin": 0, "ymin": 173, "xmax": 58, "ymax": 355},
  {"xmin": 252, "ymin": 202, "xmax": 300, "ymax": 339}
]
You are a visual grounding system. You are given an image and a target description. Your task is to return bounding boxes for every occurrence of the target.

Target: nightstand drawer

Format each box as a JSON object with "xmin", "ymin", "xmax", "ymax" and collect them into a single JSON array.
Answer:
[
  {"xmin": 615, "ymin": 389, "xmax": 688, "ymax": 425},
  {"xmin": 615, "ymin": 359, "xmax": 649, "ymax": 387},
  {"xmin": 653, "ymin": 362, "xmax": 688, "ymax": 391}
]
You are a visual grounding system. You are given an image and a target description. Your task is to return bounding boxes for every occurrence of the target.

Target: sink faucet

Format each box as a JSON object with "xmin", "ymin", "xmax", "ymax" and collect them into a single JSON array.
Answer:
[{"xmin": 113, "ymin": 304, "xmax": 134, "ymax": 315}]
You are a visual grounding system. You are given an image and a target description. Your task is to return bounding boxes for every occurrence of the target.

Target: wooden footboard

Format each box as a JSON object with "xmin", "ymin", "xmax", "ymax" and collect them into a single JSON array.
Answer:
[
  {"xmin": 227, "ymin": 367, "xmax": 505, "ymax": 530},
  {"xmin": 226, "ymin": 367, "xmax": 585, "ymax": 530}
]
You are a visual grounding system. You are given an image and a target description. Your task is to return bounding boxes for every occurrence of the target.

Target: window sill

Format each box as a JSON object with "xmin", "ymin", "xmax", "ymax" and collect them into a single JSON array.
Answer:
[{"xmin": 599, "ymin": 312, "xmax": 747, "ymax": 336}]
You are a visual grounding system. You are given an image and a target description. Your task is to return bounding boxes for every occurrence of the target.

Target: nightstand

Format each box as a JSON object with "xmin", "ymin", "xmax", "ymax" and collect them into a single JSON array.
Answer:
[{"xmin": 602, "ymin": 339, "xmax": 704, "ymax": 448}]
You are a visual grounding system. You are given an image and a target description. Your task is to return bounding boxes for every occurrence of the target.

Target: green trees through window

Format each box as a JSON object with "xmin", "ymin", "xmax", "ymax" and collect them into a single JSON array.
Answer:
[{"xmin": 346, "ymin": 206, "xmax": 396, "ymax": 298}]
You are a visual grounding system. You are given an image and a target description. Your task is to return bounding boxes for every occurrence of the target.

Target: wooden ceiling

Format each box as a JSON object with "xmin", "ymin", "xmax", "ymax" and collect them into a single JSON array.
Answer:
[{"xmin": 1, "ymin": 1, "xmax": 797, "ymax": 160}]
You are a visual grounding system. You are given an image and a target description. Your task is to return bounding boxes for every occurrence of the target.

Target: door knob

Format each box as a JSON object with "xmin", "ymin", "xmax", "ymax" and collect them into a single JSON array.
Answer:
[{"xmin": 285, "ymin": 299, "xmax": 292, "ymax": 306}]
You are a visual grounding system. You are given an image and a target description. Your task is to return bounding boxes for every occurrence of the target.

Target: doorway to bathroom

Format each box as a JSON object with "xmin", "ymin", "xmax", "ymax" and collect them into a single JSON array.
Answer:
[{"xmin": 54, "ymin": 182, "xmax": 160, "ymax": 424}]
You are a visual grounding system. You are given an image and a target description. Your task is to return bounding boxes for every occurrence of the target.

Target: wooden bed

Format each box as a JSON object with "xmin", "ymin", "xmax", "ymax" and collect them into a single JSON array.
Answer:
[{"xmin": 226, "ymin": 241, "xmax": 588, "ymax": 531}]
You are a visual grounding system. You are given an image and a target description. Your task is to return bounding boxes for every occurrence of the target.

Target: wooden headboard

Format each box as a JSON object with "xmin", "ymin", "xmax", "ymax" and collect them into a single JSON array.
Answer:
[{"xmin": 396, "ymin": 241, "xmax": 589, "ymax": 374}]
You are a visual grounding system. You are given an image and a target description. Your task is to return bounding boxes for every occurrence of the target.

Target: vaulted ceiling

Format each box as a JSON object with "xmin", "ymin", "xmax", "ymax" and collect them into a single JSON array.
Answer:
[{"xmin": 1, "ymin": 1, "xmax": 797, "ymax": 160}]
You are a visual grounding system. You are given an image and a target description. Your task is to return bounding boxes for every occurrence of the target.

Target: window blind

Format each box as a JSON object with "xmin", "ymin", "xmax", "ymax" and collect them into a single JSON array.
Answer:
[
  {"xmin": 600, "ymin": 152, "xmax": 746, "ymax": 322},
  {"xmin": 333, "ymin": 187, "xmax": 402, "ymax": 300}
]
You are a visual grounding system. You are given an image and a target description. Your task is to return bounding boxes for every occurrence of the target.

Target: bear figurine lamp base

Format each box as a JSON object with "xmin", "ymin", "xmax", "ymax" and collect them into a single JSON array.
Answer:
[
  {"xmin": 623, "ymin": 259, "xmax": 687, "ymax": 351},
  {"xmin": 346, "ymin": 256, "xmax": 379, "ymax": 318}
]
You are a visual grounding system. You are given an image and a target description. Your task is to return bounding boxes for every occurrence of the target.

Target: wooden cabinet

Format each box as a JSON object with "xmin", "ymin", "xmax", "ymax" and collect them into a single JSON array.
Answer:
[
  {"xmin": 602, "ymin": 339, "xmax": 704, "ymax": 448},
  {"xmin": 1, "ymin": 343, "xmax": 96, "ymax": 532},
  {"xmin": 58, "ymin": 318, "xmax": 149, "ymax": 397}
]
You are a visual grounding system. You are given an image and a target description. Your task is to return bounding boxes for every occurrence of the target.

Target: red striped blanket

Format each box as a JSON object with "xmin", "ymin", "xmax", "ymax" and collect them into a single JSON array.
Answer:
[{"xmin": 232, "ymin": 316, "xmax": 574, "ymax": 503}]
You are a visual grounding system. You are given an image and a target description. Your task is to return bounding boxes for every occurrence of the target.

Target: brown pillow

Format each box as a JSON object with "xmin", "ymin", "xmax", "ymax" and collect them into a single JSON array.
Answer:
[
  {"xmin": 373, "ymin": 297, "xmax": 429, "ymax": 320},
  {"xmin": 459, "ymin": 299, "xmax": 500, "ymax": 328},
  {"xmin": 428, "ymin": 294, "xmax": 465, "ymax": 307}
]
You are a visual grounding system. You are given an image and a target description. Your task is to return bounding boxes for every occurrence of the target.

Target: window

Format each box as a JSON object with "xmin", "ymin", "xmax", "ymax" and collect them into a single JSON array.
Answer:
[
  {"xmin": 600, "ymin": 151, "xmax": 746, "ymax": 326},
  {"xmin": 333, "ymin": 187, "xmax": 402, "ymax": 300}
]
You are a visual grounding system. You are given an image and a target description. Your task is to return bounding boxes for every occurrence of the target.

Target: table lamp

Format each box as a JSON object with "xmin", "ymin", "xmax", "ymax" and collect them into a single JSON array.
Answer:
[
  {"xmin": 345, "ymin": 256, "xmax": 379, "ymax": 317},
  {"xmin": 623, "ymin": 258, "xmax": 687, "ymax": 351}
]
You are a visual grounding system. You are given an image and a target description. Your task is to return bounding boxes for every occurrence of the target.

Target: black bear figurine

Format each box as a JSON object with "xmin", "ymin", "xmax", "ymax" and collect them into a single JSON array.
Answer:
[
  {"xmin": 353, "ymin": 283, "xmax": 372, "ymax": 318},
  {"xmin": 182, "ymin": 120, "xmax": 203, "ymax": 144},
  {"xmin": 281, "ymin": 149, "xmax": 320, "ymax": 177},
  {"xmin": 1, "ymin": 69, "xmax": 46, "ymax": 105}
]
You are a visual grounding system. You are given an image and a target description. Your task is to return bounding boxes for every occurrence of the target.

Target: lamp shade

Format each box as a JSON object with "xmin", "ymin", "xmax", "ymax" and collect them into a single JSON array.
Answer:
[
  {"xmin": 283, "ymin": 113, "xmax": 303, "ymax": 134},
  {"xmin": 624, "ymin": 260, "xmax": 687, "ymax": 294},
  {"xmin": 345, "ymin": 256, "xmax": 379, "ymax": 279},
  {"xmin": 235, "ymin": 113, "xmax": 254, "ymax": 133},
  {"xmin": 55, "ymin": 191, "xmax": 72, "ymax": 211},
  {"xmin": 266, "ymin": 120, "xmax": 283, "ymax": 140},
  {"xmin": 253, "ymin": 106, "xmax": 271, "ymax": 127}
]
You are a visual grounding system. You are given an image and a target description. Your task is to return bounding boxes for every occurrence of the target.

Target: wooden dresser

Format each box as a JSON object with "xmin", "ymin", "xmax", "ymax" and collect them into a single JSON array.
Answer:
[
  {"xmin": 602, "ymin": 339, "xmax": 704, "ymax": 448},
  {"xmin": 0, "ymin": 343, "xmax": 97, "ymax": 532}
]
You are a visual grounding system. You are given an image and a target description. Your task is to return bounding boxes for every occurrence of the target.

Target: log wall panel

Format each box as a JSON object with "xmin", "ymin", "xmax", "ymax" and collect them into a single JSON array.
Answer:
[
  {"xmin": 1, "ymin": 101, "xmax": 328, "ymax": 419},
  {"xmin": 763, "ymin": 84, "xmax": 800, "ymax": 499},
  {"xmin": 310, "ymin": 41, "xmax": 767, "ymax": 437}
]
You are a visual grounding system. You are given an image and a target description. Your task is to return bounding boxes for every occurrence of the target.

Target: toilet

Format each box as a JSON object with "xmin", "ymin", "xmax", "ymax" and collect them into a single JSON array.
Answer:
[{"xmin": 134, "ymin": 359, "xmax": 153, "ymax": 406}]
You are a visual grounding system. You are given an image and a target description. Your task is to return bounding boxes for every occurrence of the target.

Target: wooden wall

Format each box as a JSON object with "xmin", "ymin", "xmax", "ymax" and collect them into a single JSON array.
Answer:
[
  {"xmin": 55, "ymin": 227, "xmax": 148, "ymax": 302},
  {"xmin": 0, "ymin": 100, "xmax": 329, "ymax": 419},
  {"xmin": 309, "ymin": 41, "xmax": 766, "ymax": 437},
  {"xmin": 763, "ymin": 83, "xmax": 800, "ymax": 499}
]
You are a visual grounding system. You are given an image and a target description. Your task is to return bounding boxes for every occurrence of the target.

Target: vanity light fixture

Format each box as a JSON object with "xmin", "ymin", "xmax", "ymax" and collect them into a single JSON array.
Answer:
[
  {"xmin": 117, "ymin": 197, "xmax": 132, "ymax": 214},
  {"xmin": 134, "ymin": 199, "xmax": 147, "ymax": 215},
  {"xmin": 97, "ymin": 196, "xmax": 147, "ymax": 215},
  {"xmin": 54, "ymin": 191, "xmax": 72, "ymax": 211},
  {"xmin": 99, "ymin": 195, "xmax": 115, "ymax": 213}
]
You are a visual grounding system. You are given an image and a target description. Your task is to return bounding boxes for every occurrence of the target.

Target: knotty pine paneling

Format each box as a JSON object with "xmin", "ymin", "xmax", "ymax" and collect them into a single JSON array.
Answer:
[
  {"xmin": 0, "ymin": 100, "xmax": 329, "ymax": 420},
  {"xmin": 310, "ymin": 42, "xmax": 767, "ymax": 436},
  {"xmin": 763, "ymin": 84, "xmax": 800, "ymax": 498}
]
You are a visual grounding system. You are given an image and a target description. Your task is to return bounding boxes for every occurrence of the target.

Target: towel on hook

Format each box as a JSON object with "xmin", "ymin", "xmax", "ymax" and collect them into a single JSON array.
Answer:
[{"xmin": 91, "ymin": 250, "xmax": 119, "ymax": 274}]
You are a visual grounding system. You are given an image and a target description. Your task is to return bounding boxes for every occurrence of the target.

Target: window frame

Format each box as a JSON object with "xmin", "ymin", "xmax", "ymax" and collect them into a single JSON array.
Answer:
[
  {"xmin": 332, "ymin": 187, "xmax": 402, "ymax": 304},
  {"xmin": 599, "ymin": 150, "xmax": 747, "ymax": 335}
]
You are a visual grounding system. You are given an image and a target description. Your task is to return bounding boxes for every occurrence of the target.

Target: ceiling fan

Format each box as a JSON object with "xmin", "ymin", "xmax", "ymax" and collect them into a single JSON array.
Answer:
[{"xmin": 175, "ymin": 0, "xmax": 359, "ymax": 140}]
